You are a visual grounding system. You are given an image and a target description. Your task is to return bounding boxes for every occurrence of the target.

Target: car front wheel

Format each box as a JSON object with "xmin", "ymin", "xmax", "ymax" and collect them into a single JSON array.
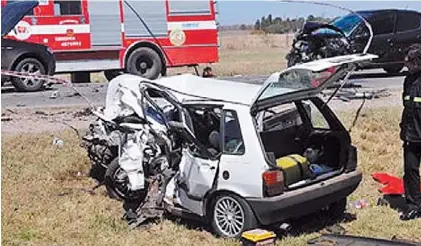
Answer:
[
  {"xmin": 211, "ymin": 193, "xmax": 258, "ymax": 239},
  {"xmin": 12, "ymin": 58, "xmax": 46, "ymax": 92},
  {"xmin": 104, "ymin": 158, "xmax": 147, "ymax": 202}
]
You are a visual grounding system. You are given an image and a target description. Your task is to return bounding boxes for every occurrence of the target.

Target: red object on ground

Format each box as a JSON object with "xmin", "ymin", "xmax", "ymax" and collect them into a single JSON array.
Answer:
[{"xmin": 372, "ymin": 172, "xmax": 421, "ymax": 195}]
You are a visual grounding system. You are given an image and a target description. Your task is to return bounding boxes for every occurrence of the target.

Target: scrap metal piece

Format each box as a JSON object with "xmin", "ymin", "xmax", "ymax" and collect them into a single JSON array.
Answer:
[{"xmin": 308, "ymin": 234, "xmax": 418, "ymax": 246}]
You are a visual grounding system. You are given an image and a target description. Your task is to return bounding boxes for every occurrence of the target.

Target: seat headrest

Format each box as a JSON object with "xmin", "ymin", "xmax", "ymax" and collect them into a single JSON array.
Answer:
[{"xmin": 208, "ymin": 130, "xmax": 220, "ymax": 151}]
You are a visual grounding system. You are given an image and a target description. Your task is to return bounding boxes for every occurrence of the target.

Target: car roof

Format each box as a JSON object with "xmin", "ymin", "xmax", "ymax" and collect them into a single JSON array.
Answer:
[
  {"xmin": 115, "ymin": 73, "xmax": 262, "ymax": 106},
  {"xmin": 356, "ymin": 9, "xmax": 421, "ymax": 14},
  {"xmin": 152, "ymin": 74, "xmax": 263, "ymax": 105}
]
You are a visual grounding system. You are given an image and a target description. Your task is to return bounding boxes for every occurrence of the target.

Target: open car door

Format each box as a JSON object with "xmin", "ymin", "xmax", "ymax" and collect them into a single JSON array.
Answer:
[
  {"xmin": 168, "ymin": 120, "xmax": 220, "ymax": 200},
  {"xmin": 250, "ymin": 54, "xmax": 378, "ymax": 114},
  {"xmin": 139, "ymin": 81, "xmax": 222, "ymax": 208}
]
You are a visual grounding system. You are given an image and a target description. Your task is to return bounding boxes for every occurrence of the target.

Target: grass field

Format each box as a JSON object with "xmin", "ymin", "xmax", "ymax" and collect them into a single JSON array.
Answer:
[
  {"xmin": 168, "ymin": 31, "xmax": 293, "ymax": 76},
  {"xmin": 2, "ymin": 107, "xmax": 421, "ymax": 246},
  {"xmin": 68, "ymin": 31, "xmax": 293, "ymax": 82}
]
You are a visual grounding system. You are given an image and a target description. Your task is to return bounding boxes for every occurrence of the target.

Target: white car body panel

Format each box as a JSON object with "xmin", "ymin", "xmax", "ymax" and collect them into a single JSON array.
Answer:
[
  {"xmin": 215, "ymin": 104, "xmax": 268, "ymax": 198},
  {"xmin": 103, "ymin": 53, "xmax": 378, "ymax": 204}
]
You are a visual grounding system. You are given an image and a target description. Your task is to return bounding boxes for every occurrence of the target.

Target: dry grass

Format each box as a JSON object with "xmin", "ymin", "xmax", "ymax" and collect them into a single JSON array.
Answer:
[
  {"xmin": 2, "ymin": 107, "xmax": 421, "ymax": 246},
  {"xmin": 55, "ymin": 31, "xmax": 292, "ymax": 83},
  {"xmin": 169, "ymin": 32, "xmax": 292, "ymax": 77}
]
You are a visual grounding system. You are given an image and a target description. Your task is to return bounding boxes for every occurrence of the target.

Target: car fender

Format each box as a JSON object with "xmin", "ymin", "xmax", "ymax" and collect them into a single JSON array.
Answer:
[{"xmin": 202, "ymin": 189, "xmax": 258, "ymax": 219}]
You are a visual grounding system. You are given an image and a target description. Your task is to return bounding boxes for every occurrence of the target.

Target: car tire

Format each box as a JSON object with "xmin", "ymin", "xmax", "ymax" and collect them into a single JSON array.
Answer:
[
  {"xmin": 126, "ymin": 47, "xmax": 163, "ymax": 80},
  {"xmin": 325, "ymin": 198, "xmax": 347, "ymax": 219},
  {"xmin": 210, "ymin": 193, "xmax": 258, "ymax": 239},
  {"xmin": 104, "ymin": 70, "xmax": 123, "ymax": 82},
  {"xmin": 104, "ymin": 158, "xmax": 147, "ymax": 202},
  {"xmin": 12, "ymin": 58, "xmax": 46, "ymax": 92},
  {"xmin": 384, "ymin": 65, "xmax": 403, "ymax": 75},
  {"xmin": 86, "ymin": 142, "xmax": 116, "ymax": 183}
]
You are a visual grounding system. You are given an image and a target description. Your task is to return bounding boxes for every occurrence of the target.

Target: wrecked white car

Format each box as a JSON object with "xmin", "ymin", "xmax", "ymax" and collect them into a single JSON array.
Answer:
[{"xmin": 83, "ymin": 53, "xmax": 377, "ymax": 239}]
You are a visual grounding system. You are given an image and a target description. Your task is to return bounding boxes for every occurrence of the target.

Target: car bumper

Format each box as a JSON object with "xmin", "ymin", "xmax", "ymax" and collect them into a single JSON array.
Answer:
[{"xmin": 246, "ymin": 170, "xmax": 362, "ymax": 225}]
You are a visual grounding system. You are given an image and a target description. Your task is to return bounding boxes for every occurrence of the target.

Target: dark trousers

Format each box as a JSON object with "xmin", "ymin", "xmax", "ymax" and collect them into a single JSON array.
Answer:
[{"xmin": 403, "ymin": 142, "xmax": 421, "ymax": 211}]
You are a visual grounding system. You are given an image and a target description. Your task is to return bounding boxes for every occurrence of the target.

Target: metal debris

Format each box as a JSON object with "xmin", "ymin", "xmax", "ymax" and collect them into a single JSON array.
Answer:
[
  {"xmin": 73, "ymin": 108, "xmax": 92, "ymax": 118},
  {"xmin": 322, "ymin": 88, "xmax": 391, "ymax": 102},
  {"xmin": 52, "ymin": 137, "xmax": 64, "ymax": 147},
  {"xmin": 50, "ymin": 91, "xmax": 59, "ymax": 99}
]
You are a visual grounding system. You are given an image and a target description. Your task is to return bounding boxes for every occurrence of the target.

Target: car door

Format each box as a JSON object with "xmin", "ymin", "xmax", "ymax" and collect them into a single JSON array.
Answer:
[
  {"xmin": 139, "ymin": 82, "xmax": 223, "ymax": 199},
  {"xmin": 365, "ymin": 10, "xmax": 397, "ymax": 64},
  {"xmin": 393, "ymin": 11, "xmax": 421, "ymax": 62},
  {"xmin": 168, "ymin": 103, "xmax": 224, "ymax": 201}
]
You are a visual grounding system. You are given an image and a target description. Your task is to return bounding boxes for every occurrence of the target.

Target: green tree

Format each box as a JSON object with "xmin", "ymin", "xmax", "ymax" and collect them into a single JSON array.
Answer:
[
  {"xmin": 254, "ymin": 19, "xmax": 261, "ymax": 30},
  {"xmin": 307, "ymin": 15, "xmax": 316, "ymax": 21}
]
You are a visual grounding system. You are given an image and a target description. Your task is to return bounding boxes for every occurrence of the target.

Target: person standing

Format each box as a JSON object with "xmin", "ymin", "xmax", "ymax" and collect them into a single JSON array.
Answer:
[{"xmin": 399, "ymin": 43, "xmax": 421, "ymax": 221}]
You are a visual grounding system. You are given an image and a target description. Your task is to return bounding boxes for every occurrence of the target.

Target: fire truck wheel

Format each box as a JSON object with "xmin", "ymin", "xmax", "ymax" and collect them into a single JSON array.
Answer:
[
  {"xmin": 12, "ymin": 58, "xmax": 46, "ymax": 92},
  {"xmin": 104, "ymin": 70, "xmax": 123, "ymax": 82},
  {"xmin": 126, "ymin": 47, "xmax": 162, "ymax": 80}
]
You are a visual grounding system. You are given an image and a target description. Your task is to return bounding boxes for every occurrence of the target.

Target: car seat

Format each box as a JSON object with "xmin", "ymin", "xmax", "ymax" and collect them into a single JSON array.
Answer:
[{"xmin": 208, "ymin": 130, "xmax": 220, "ymax": 154}]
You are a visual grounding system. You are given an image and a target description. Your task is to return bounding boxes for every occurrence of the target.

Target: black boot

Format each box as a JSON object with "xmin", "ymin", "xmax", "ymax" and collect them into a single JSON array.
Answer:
[{"xmin": 400, "ymin": 209, "xmax": 420, "ymax": 221}]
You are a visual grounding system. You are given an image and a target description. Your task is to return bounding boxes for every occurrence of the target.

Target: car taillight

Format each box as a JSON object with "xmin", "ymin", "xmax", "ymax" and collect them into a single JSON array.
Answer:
[{"xmin": 262, "ymin": 170, "xmax": 285, "ymax": 197}]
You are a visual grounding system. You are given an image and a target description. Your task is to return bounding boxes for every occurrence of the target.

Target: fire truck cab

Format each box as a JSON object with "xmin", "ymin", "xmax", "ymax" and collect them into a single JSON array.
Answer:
[{"xmin": 1, "ymin": 0, "xmax": 220, "ymax": 81}]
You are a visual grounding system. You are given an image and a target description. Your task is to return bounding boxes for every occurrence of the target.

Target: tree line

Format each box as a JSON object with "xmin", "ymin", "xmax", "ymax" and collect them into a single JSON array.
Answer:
[{"xmin": 253, "ymin": 14, "xmax": 334, "ymax": 34}]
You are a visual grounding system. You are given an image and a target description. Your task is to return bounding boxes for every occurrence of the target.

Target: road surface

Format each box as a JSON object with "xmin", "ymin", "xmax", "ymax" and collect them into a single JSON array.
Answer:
[{"xmin": 1, "ymin": 69, "xmax": 406, "ymax": 109}]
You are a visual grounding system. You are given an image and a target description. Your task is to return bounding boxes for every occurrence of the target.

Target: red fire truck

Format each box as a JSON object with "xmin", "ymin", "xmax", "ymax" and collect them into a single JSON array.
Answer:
[{"xmin": 1, "ymin": 0, "xmax": 219, "ymax": 81}]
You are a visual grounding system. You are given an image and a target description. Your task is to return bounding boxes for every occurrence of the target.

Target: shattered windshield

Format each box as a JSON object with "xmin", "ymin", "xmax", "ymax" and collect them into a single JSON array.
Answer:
[{"xmin": 330, "ymin": 13, "xmax": 371, "ymax": 36}]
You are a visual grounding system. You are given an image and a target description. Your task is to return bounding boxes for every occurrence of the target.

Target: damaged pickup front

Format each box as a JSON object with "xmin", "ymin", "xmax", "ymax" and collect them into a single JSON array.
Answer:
[{"xmin": 83, "ymin": 53, "xmax": 376, "ymax": 239}]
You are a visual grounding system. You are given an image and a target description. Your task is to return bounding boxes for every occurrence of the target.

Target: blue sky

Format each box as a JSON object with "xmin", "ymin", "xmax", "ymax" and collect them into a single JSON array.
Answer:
[{"xmin": 217, "ymin": 1, "xmax": 421, "ymax": 25}]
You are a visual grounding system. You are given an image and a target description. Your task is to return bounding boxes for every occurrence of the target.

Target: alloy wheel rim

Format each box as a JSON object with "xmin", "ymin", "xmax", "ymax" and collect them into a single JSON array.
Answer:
[
  {"xmin": 214, "ymin": 196, "xmax": 245, "ymax": 237},
  {"xmin": 20, "ymin": 63, "xmax": 42, "ymax": 88}
]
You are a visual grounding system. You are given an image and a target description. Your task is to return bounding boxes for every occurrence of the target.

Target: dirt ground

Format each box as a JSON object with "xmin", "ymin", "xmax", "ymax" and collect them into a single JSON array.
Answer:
[{"xmin": 1, "ymin": 106, "xmax": 95, "ymax": 136}]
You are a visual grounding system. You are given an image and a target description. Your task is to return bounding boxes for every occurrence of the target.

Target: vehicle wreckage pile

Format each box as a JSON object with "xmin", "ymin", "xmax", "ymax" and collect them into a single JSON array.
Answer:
[{"xmin": 80, "ymin": 54, "xmax": 384, "ymax": 239}]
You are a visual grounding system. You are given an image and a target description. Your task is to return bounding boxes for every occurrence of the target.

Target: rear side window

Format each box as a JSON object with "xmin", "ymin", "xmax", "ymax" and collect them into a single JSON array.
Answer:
[
  {"xmin": 54, "ymin": 0, "xmax": 82, "ymax": 15},
  {"xmin": 223, "ymin": 110, "xmax": 245, "ymax": 155},
  {"xmin": 396, "ymin": 12, "xmax": 421, "ymax": 32},
  {"xmin": 369, "ymin": 11, "xmax": 395, "ymax": 35},
  {"xmin": 168, "ymin": 0, "xmax": 211, "ymax": 16}
]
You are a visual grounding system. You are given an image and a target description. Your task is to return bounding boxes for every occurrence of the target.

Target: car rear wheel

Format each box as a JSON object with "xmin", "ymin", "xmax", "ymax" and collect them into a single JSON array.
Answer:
[
  {"xmin": 210, "ymin": 193, "xmax": 258, "ymax": 239},
  {"xmin": 384, "ymin": 65, "xmax": 403, "ymax": 75},
  {"xmin": 323, "ymin": 198, "xmax": 347, "ymax": 220},
  {"xmin": 126, "ymin": 47, "xmax": 163, "ymax": 80},
  {"xmin": 12, "ymin": 58, "xmax": 46, "ymax": 92}
]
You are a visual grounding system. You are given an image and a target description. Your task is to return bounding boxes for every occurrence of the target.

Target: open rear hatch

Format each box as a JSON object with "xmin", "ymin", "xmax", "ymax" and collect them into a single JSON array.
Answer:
[{"xmin": 251, "ymin": 54, "xmax": 377, "ymax": 190}]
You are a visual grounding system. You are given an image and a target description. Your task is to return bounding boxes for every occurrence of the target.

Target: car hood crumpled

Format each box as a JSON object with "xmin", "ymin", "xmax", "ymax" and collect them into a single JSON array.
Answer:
[{"xmin": 1, "ymin": 1, "xmax": 39, "ymax": 37}]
